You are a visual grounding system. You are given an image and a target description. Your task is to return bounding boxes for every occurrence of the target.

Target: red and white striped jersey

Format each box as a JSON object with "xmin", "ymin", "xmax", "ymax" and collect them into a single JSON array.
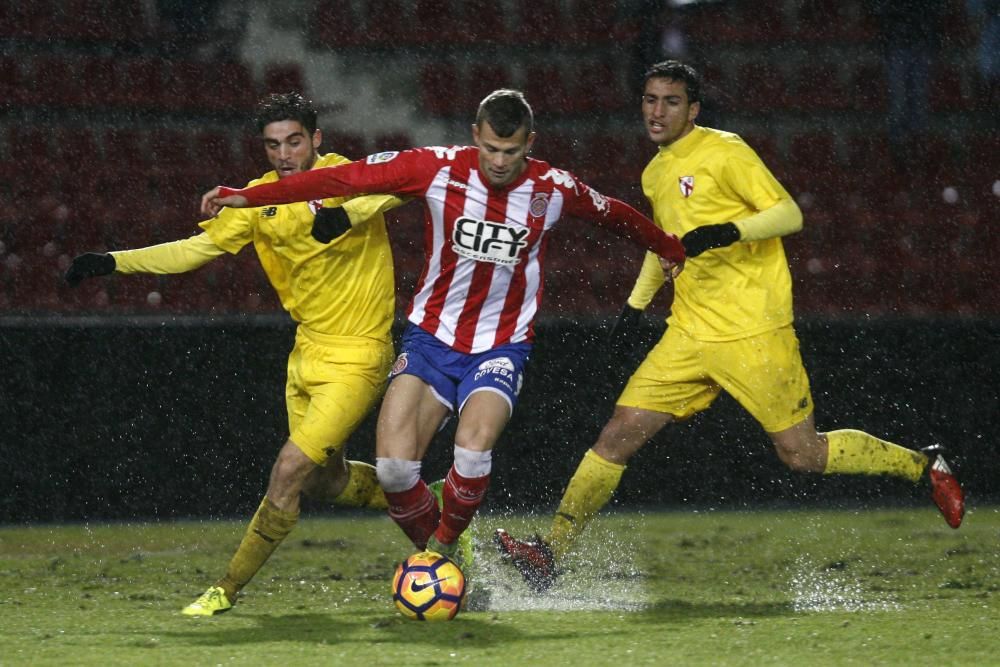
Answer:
[{"xmin": 225, "ymin": 145, "xmax": 684, "ymax": 353}]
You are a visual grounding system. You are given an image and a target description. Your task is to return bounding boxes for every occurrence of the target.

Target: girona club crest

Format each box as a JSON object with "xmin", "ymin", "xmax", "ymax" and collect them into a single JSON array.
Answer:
[
  {"xmin": 308, "ymin": 200, "xmax": 324, "ymax": 214},
  {"xmin": 529, "ymin": 192, "xmax": 550, "ymax": 218},
  {"xmin": 391, "ymin": 352, "xmax": 409, "ymax": 376},
  {"xmin": 678, "ymin": 176, "xmax": 695, "ymax": 198}
]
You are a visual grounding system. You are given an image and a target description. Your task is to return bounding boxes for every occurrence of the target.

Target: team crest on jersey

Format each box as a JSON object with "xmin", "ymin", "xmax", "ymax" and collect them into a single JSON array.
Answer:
[
  {"xmin": 391, "ymin": 352, "xmax": 409, "ymax": 376},
  {"xmin": 307, "ymin": 200, "xmax": 324, "ymax": 214},
  {"xmin": 678, "ymin": 175, "xmax": 695, "ymax": 198},
  {"xmin": 366, "ymin": 151, "xmax": 399, "ymax": 164},
  {"xmin": 529, "ymin": 192, "xmax": 550, "ymax": 218},
  {"xmin": 452, "ymin": 216, "xmax": 529, "ymax": 266}
]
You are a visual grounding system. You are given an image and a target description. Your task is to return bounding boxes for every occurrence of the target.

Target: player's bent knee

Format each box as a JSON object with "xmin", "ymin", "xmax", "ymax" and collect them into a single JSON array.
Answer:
[
  {"xmin": 376, "ymin": 457, "xmax": 422, "ymax": 493},
  {"xmin": 776, "ymin": 451, "xmax": 804, "ymax": 471},
  {"xmin": 273, "ymin": 450, "xmax": 314, "ymax": 480},
  {"xmin": 267, "ymin": 441, "xmax": 320, "ymax": 499},
  {"xmin": 454, "ymin": 427, "xmax": 500, "ymax": 453},
  {"xmin": 299, "ymin": 477, "xmax": 327, "ymax": 500},
  {"xmin": 593, "ymin": 414, "xmax": 661, "ymax": 463},
  {"xmin": 300, "ymin": 463, "xmax": 347, "ymax": 501}
]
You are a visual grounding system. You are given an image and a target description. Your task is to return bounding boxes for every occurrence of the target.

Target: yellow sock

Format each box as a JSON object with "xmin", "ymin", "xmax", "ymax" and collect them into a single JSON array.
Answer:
[
  {"xmin": 333, "ymin": 461, "xmax": 388, "ymax": 510},
  {"xmin": 217, "ymin": 497, "xmax": 299, "ymax": 601},
  {"xmin": 824, "ymin": 429, "xmax": 927, "ymax": 482},
  {"xmin": 547, "ymin": 449, "xmax": 625, "ymax": 559}
]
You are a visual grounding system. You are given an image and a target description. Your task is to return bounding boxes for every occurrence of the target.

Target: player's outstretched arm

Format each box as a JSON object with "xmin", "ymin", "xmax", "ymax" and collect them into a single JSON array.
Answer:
[
  {"xmin": 67, "ymin": 234, "xmax": 227, "ymax": 284},
  {"xmin": 201, "ymin": 186, "xmax": 248, "ymax": 217},
  {"xmin": 203, "ymin": 151, "xmax": 425, "ymax": 219},
  {"xmin": 566, "ymin": 181, "xmax": 685, "ymax": 265},
  {"xmin": 605, "ymin": 198, "xmax": 685, "ymax": 264},
  {"xmin": 201, "ymin": 160, "xmax": 391, "ymax": 219},
  {"xmin": 65, "ymin": 252, "xmax": 115, "ymax": 286}
]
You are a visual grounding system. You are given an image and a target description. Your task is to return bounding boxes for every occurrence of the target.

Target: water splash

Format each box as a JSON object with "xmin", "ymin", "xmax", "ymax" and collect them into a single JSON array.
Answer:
[
  {"xmin": 788, "ymin": 555, "xmax": 901, "ymax": 612},
  {"xmin": 465, "ymin": 519, "xmax": 647, "ymax": 613}
]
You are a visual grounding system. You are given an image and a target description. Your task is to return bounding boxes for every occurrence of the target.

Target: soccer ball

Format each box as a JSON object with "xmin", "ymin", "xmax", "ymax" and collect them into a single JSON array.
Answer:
[{"xmin": 392, "ymin": 550, "xmax": 466, "ymax": 621}]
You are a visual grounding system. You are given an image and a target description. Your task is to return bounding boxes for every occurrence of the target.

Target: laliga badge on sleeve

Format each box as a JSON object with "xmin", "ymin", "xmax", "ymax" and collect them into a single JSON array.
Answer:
[
  {"xmin": 366, "ymin": 151, "xmax": 399, "ymax": 164},
  {"xmin": 678, "ymin": 175, "xmax": 695, "ymax": 198}
]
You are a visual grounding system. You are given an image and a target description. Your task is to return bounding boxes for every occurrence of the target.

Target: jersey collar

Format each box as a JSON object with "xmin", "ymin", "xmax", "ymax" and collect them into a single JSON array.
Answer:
[{"xmin": 659, "ymin": 125, "xmax": 703, "ymax": 158}]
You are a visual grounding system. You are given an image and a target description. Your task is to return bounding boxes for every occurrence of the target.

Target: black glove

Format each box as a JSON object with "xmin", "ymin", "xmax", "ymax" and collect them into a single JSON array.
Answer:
[
  {"xmin": 311, "ymin": 206, "xmax": 352, "ymax": 243},
  {"xmin": 680, "ymin": 222, "xmax": 740, "ymax": 258},
  {"xmin": 609, "ymin": 304, "xmax": 643, "ymax": 343},
  {"xmin": 65, "ymin": 252, "xmax": 116, "ymax": 287}
]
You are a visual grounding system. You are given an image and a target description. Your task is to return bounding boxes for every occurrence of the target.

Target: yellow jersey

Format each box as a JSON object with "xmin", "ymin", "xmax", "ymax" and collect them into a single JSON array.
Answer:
[
  {"xmin": 629, "ymin": 126, "xmax": 796, "ymax": 341},
  {"xmin": 201, "ymin": 153, "xmax": 402, "ymax": 341}
]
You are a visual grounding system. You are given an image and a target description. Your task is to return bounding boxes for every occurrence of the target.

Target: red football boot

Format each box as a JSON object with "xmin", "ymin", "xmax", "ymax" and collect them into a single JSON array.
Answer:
[
  {"xmin": 923, "ymin": 446, "xmax": 965, "ymax": 529},
  {"xmin": 494, "ymin": 528, "xmax": 557, "ymax": 592}
]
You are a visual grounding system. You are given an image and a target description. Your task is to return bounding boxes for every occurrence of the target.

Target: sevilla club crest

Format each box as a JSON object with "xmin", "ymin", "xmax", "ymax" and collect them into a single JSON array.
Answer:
[{"xmin": 678, "ymin": 176, "xmax": 694, "ymax": 198}]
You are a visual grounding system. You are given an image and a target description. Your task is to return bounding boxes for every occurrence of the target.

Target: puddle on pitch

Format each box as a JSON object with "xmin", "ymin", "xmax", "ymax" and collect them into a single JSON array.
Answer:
[
  {"xmin": 787, "ymin": 556, "xmax": 902, "ymax": 612},
  {"xmin": 467, "ymin": 522, "xmax": 647, "ymax": 613}
]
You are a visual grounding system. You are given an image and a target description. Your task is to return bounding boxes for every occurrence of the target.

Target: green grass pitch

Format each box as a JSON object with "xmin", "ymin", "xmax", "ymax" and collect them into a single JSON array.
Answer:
[{"xmin": 1, "ymin": 507, "xmax": 996, "ymax": 666}]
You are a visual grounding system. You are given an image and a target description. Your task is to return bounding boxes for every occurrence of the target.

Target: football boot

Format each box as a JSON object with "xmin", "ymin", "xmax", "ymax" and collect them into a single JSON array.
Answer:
[
  {"xmin": 922, "ymin": 445, "xmax": 964, "ymax": 529},
  {"xmin": 427, "ymin": 479, "xmax": 475, "ymax": 570},
  {"xmin": 182, "ymin": 585, "xmax": 233, "ymax": 616},
  {"xmin": 493, "ymin": 528, "xmax": 557, "ymax": 592}
]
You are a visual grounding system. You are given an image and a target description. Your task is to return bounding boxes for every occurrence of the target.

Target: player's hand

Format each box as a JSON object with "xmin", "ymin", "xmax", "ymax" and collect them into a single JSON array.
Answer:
[
  {"xmin": 659, "ymin": 257, "xmax": 683, "ymax": 280},
  {"xmin": 312, "ymin": 207, "xmax": 352, "ymax": 243},
  {"xmin": 65, "ymin": 252, "xmax": 116, "ymax": 287},
  {"xmin": 681, "ymin": 222, "xmax": 740, "ymax": 257},
  {"xmin": 609, "ymin": 304, "xmax": 643, "ymax": 342},
  {"xmin": 200, "ymin": 186, "xmax": 248, "ymax": 218}
]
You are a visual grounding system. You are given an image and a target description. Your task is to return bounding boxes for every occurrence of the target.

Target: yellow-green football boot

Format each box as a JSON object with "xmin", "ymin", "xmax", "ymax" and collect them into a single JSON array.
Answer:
[
  {"xmin": 182, "ymin": 585, "xmax": 233, "ymax": 616},
  {"xmin": 427, "ymin": 479, "xmax": 475, "ymax": 571}
]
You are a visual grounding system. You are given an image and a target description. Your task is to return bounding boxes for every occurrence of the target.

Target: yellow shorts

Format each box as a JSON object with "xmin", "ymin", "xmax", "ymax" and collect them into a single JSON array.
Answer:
[
  {"xmin": 617, "ymin": 325, "xmax": 813, "ymax": 433},
  {"xmin": 285, "ymin": 326, "xmax": 394, "ymax": 465}
]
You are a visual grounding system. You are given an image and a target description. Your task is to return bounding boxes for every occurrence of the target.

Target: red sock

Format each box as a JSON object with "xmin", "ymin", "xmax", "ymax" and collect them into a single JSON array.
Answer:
[
  {"xmin": 385, "ymin": 480, "xmax": 439, "ymax": 550},
  {"xmin": 433, "ymin": 466, "xmax": 490, "ymax": 545}
]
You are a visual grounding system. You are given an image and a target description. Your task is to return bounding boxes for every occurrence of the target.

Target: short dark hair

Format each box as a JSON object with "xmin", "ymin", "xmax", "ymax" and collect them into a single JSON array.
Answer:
[
  {"xmin": 253, "ymin": 92, "xmax": 318, "ymax": 135},
  {"xmin": 643, "ymin": 60, "xmax": 702, "ymax": 104},
  {"xmin": 476, "ymin": 89, "xmax": 534, "ymax": 137}
]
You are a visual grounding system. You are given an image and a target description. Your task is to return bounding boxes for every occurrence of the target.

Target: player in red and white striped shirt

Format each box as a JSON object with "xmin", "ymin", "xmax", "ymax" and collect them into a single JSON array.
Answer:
[{"xmin": 202, "ymin": 90, "xmax": 685, "ymax": 568}]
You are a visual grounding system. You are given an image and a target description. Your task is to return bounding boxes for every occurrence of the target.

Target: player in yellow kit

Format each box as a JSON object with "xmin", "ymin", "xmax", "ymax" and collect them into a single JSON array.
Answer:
[
  {"xmin": 495, "ymin": 60, "xmax": 966, "ymax": 592},
  {"xmin": 65, "ymin": 93, "xmax": 405, "ymax": 615}
]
